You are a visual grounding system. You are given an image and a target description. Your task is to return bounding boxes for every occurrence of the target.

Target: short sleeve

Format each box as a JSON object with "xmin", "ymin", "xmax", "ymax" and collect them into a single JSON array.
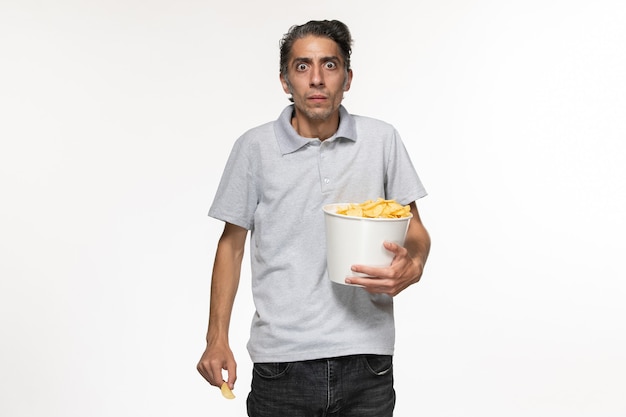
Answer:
[
  {"xmin": 385, "ymin": 128, "xmax": 427, "ymax": 205},
  {"xmin": 208, "ymin": 136, "xmax": 258, "ymax": 230}
]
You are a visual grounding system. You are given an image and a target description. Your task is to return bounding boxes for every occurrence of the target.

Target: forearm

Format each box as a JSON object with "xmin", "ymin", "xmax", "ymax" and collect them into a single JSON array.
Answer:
[
  {"xmin": 405, "ymin": 202, "xmax": 431, "ymax": 278},
  {"xmin": 206, "ymin": 224, "xmax": 247, "ymax": 345}
]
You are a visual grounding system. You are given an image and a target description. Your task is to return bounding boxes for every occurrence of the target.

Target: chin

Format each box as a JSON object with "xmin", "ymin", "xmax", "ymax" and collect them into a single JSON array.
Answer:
[{"xmin": 303, "ymin": 106, "xmax": 335, "ymax": 121}]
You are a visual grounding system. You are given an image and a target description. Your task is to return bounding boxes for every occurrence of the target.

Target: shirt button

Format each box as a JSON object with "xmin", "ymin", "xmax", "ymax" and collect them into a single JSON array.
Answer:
[{"xmin": 324, "ymin": 178, "xmax": 330, "ymax": 184}]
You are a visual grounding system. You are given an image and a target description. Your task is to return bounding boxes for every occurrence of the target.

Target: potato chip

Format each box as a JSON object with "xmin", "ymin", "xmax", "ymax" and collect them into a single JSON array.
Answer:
[
  {"xmin": 335, "ymin": 198, "xmax": 411, "ymax": 219},
  {"xmin": 346, "ymin": 206, "xmax": 363, "ymax": 217},
  {"xmin": 220, "ymin": 382, "xmax": 236, "ymax": 399}
]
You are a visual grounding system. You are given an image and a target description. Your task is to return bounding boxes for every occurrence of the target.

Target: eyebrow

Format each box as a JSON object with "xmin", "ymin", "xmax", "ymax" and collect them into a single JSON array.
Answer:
[{"xmin": 292, "ymin": 55, "xmax": 341, "ymax": 64}]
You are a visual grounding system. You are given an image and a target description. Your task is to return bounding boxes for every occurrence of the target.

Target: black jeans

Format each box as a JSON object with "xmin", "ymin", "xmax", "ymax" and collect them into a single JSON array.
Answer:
[{"xmin": 247, "ymin": 354, "xmax": 395, "ymax": 417}]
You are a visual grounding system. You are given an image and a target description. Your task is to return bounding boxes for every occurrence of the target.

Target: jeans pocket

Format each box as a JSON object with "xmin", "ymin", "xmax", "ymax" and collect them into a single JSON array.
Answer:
[
  {"xmin": 253, "ymin": 362, "xmax": 292, "ymax": 379},
  {"xmin": 362, "ymin": 355, "xmax": 393, "ymax": 376}
]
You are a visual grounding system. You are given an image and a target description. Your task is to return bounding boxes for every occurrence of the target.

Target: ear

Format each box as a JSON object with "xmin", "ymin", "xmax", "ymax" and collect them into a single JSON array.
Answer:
[
  {"xmin": 343, "ymin": 69, "xmax": 353, "ymax": 92},
  {"xmin": 280, "ymin": 73, "xmax": 291, "ymax": 95}
]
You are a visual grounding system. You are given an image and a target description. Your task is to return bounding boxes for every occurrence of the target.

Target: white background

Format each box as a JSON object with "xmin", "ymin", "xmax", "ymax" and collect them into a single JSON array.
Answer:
[{"xmin": 1, "ymin": 1, "xmax": 625, "ymax": 416}]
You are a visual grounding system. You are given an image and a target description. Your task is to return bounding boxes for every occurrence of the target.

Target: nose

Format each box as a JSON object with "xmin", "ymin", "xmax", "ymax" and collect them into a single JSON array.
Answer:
[{"xmin": 310, "ymin": 65, "xmax": 324, "ymax": 87}]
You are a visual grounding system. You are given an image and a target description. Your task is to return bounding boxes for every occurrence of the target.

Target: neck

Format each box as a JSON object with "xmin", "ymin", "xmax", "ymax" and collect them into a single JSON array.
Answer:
[{"xmin": 291, "ymin": 110, "xmax": 340, "ymax": 141}]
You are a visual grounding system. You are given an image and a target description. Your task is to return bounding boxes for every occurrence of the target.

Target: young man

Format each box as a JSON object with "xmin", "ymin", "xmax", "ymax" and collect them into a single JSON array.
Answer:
[{"xmin": 197, "ymin": 20, "xmax": 430, "ymax": 416}]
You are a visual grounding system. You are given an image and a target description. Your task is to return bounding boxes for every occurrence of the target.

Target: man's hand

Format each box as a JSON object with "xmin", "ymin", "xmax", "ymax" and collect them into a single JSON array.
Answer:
[
  {"xmin": 345, "ymin": 202, "xmax": 430, "ymax": 296},
  {"xmin": 345, "ymin": 240, "xmax": 424, "ymax": 296},
  {"xmin": 196, "ymin": 342, "xmax": 237, "ymax": 391}
]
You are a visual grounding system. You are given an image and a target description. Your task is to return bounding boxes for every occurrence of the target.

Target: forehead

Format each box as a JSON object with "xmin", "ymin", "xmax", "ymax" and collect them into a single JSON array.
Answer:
[{"xmin": 289, "ymin": 35, "xmax": 342, "ymax": 61}]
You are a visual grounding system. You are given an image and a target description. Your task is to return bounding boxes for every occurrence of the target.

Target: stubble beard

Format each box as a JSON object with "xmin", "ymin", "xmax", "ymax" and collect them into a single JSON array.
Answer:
[{"xmin": 299, "ymin": 104, "xmax": 335, "ymax": 121}]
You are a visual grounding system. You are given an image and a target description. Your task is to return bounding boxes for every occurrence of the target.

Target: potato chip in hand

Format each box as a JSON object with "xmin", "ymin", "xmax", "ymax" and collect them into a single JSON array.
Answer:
[{"xmin": 220, "ymin": 382, "xmax": 235, "ymax": 399}]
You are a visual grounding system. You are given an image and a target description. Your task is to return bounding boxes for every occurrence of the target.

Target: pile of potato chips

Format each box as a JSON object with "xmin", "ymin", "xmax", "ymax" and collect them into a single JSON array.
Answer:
[{"xmin": 335, "ymin": 198, "xmax": 411, "ymax": 219}]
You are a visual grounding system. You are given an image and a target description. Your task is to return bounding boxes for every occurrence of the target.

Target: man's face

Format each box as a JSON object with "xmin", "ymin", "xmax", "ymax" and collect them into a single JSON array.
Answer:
[{"xmin": 280, "ymin": 35, "xmax": 353, "ymax": 122}]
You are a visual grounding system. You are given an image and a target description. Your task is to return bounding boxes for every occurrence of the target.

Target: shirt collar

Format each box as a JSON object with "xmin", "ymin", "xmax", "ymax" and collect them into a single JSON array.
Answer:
[{"xmin": 274, "ymin": 105, "xmax": 357, "ymax": 155}]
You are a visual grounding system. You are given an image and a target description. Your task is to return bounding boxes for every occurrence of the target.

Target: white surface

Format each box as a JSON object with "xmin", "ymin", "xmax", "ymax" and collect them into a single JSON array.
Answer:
[
  {"xmin": 1, "ymin": 1, "xmax": 625, "ymax": 416},
  {"xmin": 324, "ymin": 204, "xmax": 411, "ymax": 284}
]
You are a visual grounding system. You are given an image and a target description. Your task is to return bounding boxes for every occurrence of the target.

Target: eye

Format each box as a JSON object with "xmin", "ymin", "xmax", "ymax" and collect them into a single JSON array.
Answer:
[
  {"xmin": 296, "ymin": 63, "xmax": 308, "ymax": 71},
  {"xmin": 324, "ymin": 61, "xmax": 337, "ymax": 70}
]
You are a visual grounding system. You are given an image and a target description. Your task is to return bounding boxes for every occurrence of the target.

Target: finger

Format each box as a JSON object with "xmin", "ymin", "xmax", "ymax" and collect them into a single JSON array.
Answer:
[
  {"xmin": 350, "ymin": 263, "xmax": 390, "ymax": 278},
  {"xmin": 208, "ymin": 362, "xmax": 227, "ymax": 387},
  {"xmin": 384, "ymin": 240, "xmax": 409, "ymax": 256},
  {"xmin": 345, "ymin": 275, "xmax": 387, "ymax": 290},
  {"xmin": 383, "ymin": 240, "xmax": 401, "ymax": 252},
  {"xmin": 197, "ymin": 361, "xmax": 216, "ymax": 386},
  {"xmin": 226, "ymin": 365, "xmax": 237, "ymax": 389},
  {"xmin": 220, "ymin": 381, "xmax": 236, "ymax": 399}
]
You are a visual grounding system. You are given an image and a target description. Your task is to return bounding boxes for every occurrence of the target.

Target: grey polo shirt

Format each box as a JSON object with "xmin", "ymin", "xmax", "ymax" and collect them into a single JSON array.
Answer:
[{"xmin": 209, "ymin": 104, "xmax": 427, "ymax": 363}]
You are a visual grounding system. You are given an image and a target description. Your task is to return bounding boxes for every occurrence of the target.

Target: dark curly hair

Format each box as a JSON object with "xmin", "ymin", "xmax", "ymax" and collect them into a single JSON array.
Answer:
[{"xmin": 279, "ymin": 20, "xmax": 353, "ymax": 79}]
